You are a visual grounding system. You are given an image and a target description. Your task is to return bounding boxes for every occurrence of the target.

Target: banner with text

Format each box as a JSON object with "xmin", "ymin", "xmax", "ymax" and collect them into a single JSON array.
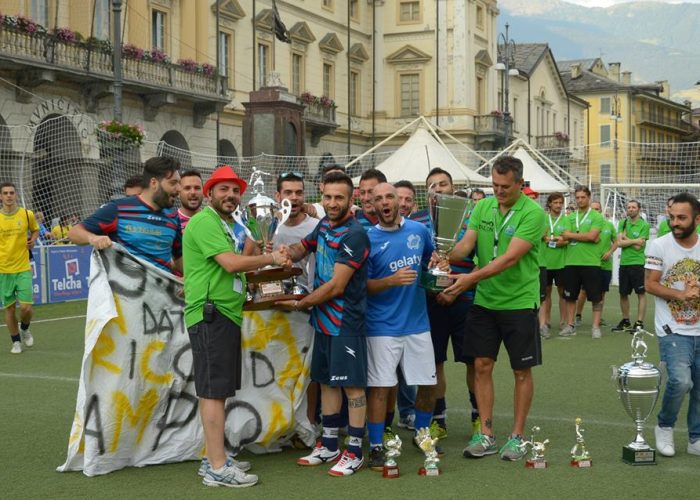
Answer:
[
  {"xmin": 57, "ymin": 246, "xmax": 314, "ymax": 476},
  {"xmin": 47, "ymin": 245, "xmax": 92, "ymax": 302},
  {"xmin": 31, "ymin": 247, "xmax": 47, "ymax": 305}
]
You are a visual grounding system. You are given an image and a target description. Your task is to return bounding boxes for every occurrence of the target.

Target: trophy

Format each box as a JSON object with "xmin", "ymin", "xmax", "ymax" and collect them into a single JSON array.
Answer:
[
  {"xmin": 233, "ymin": 168, "xmax": 306, "ymax": 310},
  {"xmin": 420, "ymin": 187, "xmax": 472, "ymax": 292},
  {"xmin": 383, "ymin": 434, "xmax": 402, "ymax": 479},
  {"xmin": 521, "ymin": 426, "xmax": 549, "ymax": 469},
  {"xmin": 612, "ymin": 326, "xmax": 663, "ymax": 465},
  {"xmin": 570, "ymin": 417, "xmax": 592, "ymax": 467},
  {"xmin": 415, "ymin": 427, "xmax": 441, "ymax": 476}
]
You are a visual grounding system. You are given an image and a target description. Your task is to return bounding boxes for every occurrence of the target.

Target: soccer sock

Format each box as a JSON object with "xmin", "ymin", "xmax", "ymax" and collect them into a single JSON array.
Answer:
[
  {"xmin": 11, "ymin": 334, "xmax": 20, "ymax": 343},
  {"xmin": 321, "ymin": 413, "xmax": 342, "ymax": 451},
  {"xmin": 20, "ymin": 322, "xmax": 30, "ymax": 331},
  {"xmin": 347, "ymin": 425, "xmax": 364, "ymax": 459},
  {"xmin": 384, "ymin": 410, "xmax": 395, "ymax": 430},
  {"xmin": 414, "ymin": 409, "xmax": 432, "ymax": 431},
  {"xmin": 432, "ymin": 398, "xmax": 447, "ymax": 428},
  {"xmin": 469, "ymin": 391, "xmax": 480, "ymax": 421},
  {"xmin": 368, "ymin": 421, "xmax": 384, "ymax": 449}
]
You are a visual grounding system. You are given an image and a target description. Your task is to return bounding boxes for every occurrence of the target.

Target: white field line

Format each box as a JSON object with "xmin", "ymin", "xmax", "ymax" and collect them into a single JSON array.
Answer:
[
  {"xmin": 0, "ymin": 314, "xmax": 86, "ymax": 328},
  {"xmin": 0, "ymin": 372, "xmax": 78, "ymax": 383}
]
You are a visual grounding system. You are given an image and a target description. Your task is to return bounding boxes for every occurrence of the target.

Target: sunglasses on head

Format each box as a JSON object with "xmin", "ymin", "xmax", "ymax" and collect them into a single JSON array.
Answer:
[{"xmin": 279, "ymin": 171, "xmax": 304, "ymax": 180}]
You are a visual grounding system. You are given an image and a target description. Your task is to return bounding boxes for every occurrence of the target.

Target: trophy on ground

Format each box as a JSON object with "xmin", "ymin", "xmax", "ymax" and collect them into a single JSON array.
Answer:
[
  {"xmin": 415, "ymin": 427, "xmax": 441, "ymax": 476},
  {"xmin": 612, "ymin": 326, "xmax": 663, "ymax": 465},
  {"xmin": 420, "ymin": 184, "xmax": 473, "ymax": 292},
  {"xmin": 570, "ymin": 417, "xmax": 592, "ymax": 467},
  {"xmin": 521, "ymin": 426, "xmax": 549, "ymax": 469},
  {"xmin": 233, "ymin": 168, "xmax": 307, "ymax": 310},
  {"xmin": 383, "ymin": 434, "xmax": 402, "ymax": 479}
]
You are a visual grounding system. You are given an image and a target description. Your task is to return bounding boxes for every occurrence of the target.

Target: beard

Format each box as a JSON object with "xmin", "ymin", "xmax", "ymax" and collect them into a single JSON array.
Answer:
[
  {"xmin": 327, "ymin": 204, "xmax": 349, "ymax": 223},
  {"xmin": 377, "ymin": 205, "xmax": 399, "ymax": 226},
  {"xmin": 211, "ymin": 196, "xmax": 237, "ymax": 217},
  {"xmin": 181, "ymin": 196, "xmax": 203, "ymax": 211},
  {"xmin": 672, "ymin": 223, "xmax": 697, "ymax": 240},
  {"xmin": 153, "ymin": 185, "xmax": 175, "ymax": 209}
]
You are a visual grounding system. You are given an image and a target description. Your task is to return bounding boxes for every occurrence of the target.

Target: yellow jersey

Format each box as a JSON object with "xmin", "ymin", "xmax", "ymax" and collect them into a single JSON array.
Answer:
[
  {"xmin": 51, "ymin": 224, "xmax": 72, "ymax": 244},
  {"xmin": 0, "ymin": 208, "xmax": 38, "ymax": 273}
]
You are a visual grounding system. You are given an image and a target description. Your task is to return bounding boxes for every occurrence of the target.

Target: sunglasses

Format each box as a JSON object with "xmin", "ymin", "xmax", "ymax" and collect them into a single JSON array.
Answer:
[{"xmin": 279, "ymin": 171, "xmax": 304, "ymax": 180}]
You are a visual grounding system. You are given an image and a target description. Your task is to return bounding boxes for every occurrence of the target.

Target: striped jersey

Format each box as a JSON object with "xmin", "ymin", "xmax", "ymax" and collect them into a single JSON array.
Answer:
[
  {"xmin": 354, "ymin": 209, "xmax": 379, "ymax": 231},
  {"xmin": 302, "ymin": 216, "xmax": 370, "ymax": 337}
]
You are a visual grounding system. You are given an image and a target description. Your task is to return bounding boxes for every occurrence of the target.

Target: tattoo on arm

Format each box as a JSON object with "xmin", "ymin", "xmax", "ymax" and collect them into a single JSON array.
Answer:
[{"xmin": 348, "ymin": 395, "xmax": 367, "ymax": 408}]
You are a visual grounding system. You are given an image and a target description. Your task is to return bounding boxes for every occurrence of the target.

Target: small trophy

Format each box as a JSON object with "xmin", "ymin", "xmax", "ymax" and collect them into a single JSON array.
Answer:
[
  {"xmin": 570, "ymin": 417, "xmax": 592, "ymax": 468},
  {"xmin": 416, "ymin": 427, "xmax": 441, "ymax": 476},
  {"xmin": 612, "ymin": 326, "xmax": 662, "ymax": 465},
  {"xmin": 383, "ymin": 434, "xmax": 401, "ymax": 479},
  {"xmin": 521, "ymin": 426, "xmax": 549, "ymax": 469}
]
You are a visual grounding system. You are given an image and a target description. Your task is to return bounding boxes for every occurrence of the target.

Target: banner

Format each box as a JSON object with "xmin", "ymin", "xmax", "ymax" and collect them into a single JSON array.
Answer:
[
  {"xmin": 46, "ymin": 245, "xmax": 92, "ymax": 302},
  {"xmin": 58, "ymin": 246, "xmax": 315, "ymax": 476},
  {"xmin": 30, "ymin": 247, "xmax": 47, "ymax": 305}
]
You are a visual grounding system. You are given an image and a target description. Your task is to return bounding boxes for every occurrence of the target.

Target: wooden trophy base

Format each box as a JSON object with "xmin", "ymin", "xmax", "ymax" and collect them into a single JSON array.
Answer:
[
  {"xmin": 245, "ymin": 266, "xmax": 301, "ymax": 284},
  {"xmin": 622, "ymin": 446, "xmax": 656, "ymax": 465},
  {"xmin": 243, "ymin": 267, "xmax": 305, "ymax": 311},
  {"xmin": 382, "ymin": 465, "xmax": 399, "ymax": 478}
]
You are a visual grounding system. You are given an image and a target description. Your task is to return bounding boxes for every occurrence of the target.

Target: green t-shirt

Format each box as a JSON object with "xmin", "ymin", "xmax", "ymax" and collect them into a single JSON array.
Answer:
[
  {"xmin": 469, "ymin": 194, "xmax": 545, "ymax": 310},
  {"xmin": 183, "ymin": 208, "xmax": 246, "ymax": 328},
  {"xmin": 618, "ymin": 217, "xmax": 650, "ymax": 266},
  {"xmin": 597, "ymin": 220, "xmax": 616, "ymax": 271},
  {"xmin": 544, "ymin": 212, "xmax": 569, "ymax": 271},
  {"xmin": 564, "ymin": 208, "xmax": 604, "ymax": 267},
  {"xmin": 656, "ymin": 218, "xmax": 700, "ymax": 238}
]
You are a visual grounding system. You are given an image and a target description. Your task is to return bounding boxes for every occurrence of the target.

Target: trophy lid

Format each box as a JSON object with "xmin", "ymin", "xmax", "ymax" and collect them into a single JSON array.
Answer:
[{"xmin": 248, "ymin": 192, "xmax": 277, "ymax": 207}]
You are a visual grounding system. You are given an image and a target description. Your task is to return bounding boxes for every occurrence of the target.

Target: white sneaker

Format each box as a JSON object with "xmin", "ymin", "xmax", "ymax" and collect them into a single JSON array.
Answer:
[
  {"xmin": 10, "ymin": 341, "xmax": 22, "ymax": 354},
  {"xmin": 328, "ymin": 450, "xmax": 364, "ymax": 476},
  {"xmin": 688, "ymin": 439, "xmax": 700, "ymax": 456},
  {"xmin": 575, "ymin": 315, "xmax": 582, "ymax": 327},
  {"xmin": 203, "ymin": 462, "xmax": 258, "ymax": 488},
  {"xmin": 655, "ymin": 425, "xmax": 675, "ymax": 457},
  {"xmin": 397, "ymin": 413, "xmax": 416, "ymax": 430},
  {"xmin": 540, "ymin": 324, "xmax": 551, "ymax": 339},
  {"xmin": 198, "ymin": 456, "xmax": 251, "ymax": 476},
  {"xmin": 20, "ymin": 329, "xmax": 33, "ymax": 347},
  {"xmin": 591, "ymin": 327, "xmax": 602, "ymax": 339},
  {"xmin": 559, "ymin": 325, "xmax": 577, "ymax": 337},
  {"xmin": 297, "ymin": 443, "xmax": 341, "ymax": 466}
]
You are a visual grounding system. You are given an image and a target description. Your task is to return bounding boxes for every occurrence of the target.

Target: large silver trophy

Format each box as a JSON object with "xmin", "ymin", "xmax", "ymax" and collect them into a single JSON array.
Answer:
[
  {"xmin": 233, "ymin": 168, "xmax": 306, "ymax": 310},
  {"xmin": 612, "ymin": 327, "xmax": 663, "ymax": 465},
  {"xmin": 420, "ymin": 187, "xmax": 473, "ymax": 292}
]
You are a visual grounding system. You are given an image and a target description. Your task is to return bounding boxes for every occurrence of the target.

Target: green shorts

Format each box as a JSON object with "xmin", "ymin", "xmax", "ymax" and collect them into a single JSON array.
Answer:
[{"xmin": 0, "ymin": 271, "xmax": 34, "ymax": 308}]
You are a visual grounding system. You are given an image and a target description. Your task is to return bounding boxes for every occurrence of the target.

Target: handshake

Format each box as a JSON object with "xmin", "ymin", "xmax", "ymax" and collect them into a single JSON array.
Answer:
[{"xmin": 268, "ymin": 244, "xmax": 293, "ymax": 269}]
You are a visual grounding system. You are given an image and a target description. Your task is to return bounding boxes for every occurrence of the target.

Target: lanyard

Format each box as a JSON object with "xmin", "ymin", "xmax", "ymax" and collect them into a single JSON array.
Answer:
[
  {"xmin": 493, "ymin": 209, "xmax": 515, "ymax": 259},
  {"xmin": 548, "ymin": 213, "xmax": 562, "ymax": 235},
  {"xmin": 575, "ymin": 208, "xmax": 591, "ymax": 232},
  {"xmin": 209, "ymin": 206, "xmax": 241, "ymax": 252}
]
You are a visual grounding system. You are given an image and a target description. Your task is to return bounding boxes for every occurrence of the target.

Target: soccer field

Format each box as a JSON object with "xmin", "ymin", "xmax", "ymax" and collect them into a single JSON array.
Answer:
[{"xmin": 0, "ymin": 295, "xmax": 696, "ymax": 499}]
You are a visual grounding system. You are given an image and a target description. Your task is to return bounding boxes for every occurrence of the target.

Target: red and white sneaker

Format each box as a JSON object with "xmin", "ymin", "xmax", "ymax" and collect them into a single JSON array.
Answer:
[
  {"xmin": 297, "ymin": 443, "xmax": 341, "ymax": 466},
  {"xmin": 328, "ymin": 450, "xmax": 364, "ymax": 476}
]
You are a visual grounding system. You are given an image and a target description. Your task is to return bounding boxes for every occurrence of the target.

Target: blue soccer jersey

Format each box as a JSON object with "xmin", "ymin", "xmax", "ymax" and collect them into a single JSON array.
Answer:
[
  {"xmin": 367, "ymin": 219, "xmax": 433, "ymax": 336},
  {"xmin": 81, "ymin": 195, "xmax": 182, "ymax": 273},
  {"xmin": 355, "ymin": 209, "xmax": 379, "ymax": 232},
  {"xmin": 302, "ymin": 216, "xmax": 370, "ymax": 337}
]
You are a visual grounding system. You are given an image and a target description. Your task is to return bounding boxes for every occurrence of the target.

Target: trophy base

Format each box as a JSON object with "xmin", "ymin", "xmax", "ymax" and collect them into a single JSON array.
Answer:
[
  {"xmin": 244, "ymin": 266, "xmax": 301, "ymax": 284},
  {"xmin": 418, "ymin": 467, "xmax": 441, "ymax": 476},
  {"xmin": 419, "ymin": 271, "xmax": 455, "ymax": 293},
  {"xmin": 243, "ymin": 293, "xmax": 306, "ymax": 311},
  {"xmin": 525, "ymin": 459, "xmax": 548, "ymax": 469},
  {"xmin": 622, "ymin": 446, "xmax": 656, "ymax": 465},
  {"xmin": 382, "ymin": 465, "xmax": 399, "ymax": 478},
  {"xmin": 570, "ymin": 459, "xmax": 592, "ymax": 468}
]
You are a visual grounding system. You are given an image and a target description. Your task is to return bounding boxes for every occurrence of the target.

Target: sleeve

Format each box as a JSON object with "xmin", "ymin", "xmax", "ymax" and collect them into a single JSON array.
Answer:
[
  {"xmin": 172, "ymin": 222, "xmax": 183, "ymax": 259},
  {"xmin": 617, "ymin": 219, "xmax": 624, "ymax": 233},
  {"xmin": 610, "ymin": 222, "xmax": 617, "ymax": 239},
  {"xmin": 591, "ymin": 211, "xmax": 604, "ymax": 231},
  {"xmin": 645, "ymin": 238, "xmax": 663, "ymax": 271},
  {"xmin": 301, "ymin": 220, "xmax": 322, "ymax": 253},
  {"xmin": 514, "ymin": 207, "xmax": 547, "ymax": 247},
  {"xmin": 26, "ymin": 210, "xmax": 39, "ymax": 232},
  {"xmin": 81, "ymin": 201, "xmax": 118, "ymax": 235},
  {"xmin": 467, "ymin": 200, "xmax": 484, "ymax": 231},
  {"xmin": 641, "ymin": 221, "xmax": 650, "ymax": 239},
  {"xmin": 336, "ymin": 228, "xmax": 370, "ymax": 270},
  {"xmin": 197, "ymin": 216, "xmax": 234, "ymax": 259},
  {"xmin": 421, "ymin": 224, "xmax": 434, "ymax": 261}
]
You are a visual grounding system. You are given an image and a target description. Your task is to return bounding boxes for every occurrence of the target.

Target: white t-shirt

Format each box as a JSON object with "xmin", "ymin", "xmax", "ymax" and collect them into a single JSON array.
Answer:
[
  {"xmin": 312, "ymin": 202, "xmax": 326, "ymax": 219},
  {"xmin": 272, "ymin": 214, "xmax": 319, "ymax": 292},
  {"xmin": 645, "ymin": 233, "xmax": 700, "ymax": 337}
]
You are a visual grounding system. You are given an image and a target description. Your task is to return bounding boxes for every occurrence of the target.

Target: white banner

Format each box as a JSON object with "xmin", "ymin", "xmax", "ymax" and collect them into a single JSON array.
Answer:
[{"xmin": 58, "ymin": 246, "xmax": 315, "ymax": 476}]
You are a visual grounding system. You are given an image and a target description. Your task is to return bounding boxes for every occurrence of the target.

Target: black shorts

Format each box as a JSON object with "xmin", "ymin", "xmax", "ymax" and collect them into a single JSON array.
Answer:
[
  {"xmin": 463, "ymin": 305, "xmax": 542, "ymax": 370},
  {"xmin": 619, "ymin": 265, "xmax": 645, "ymax": 295},
  {"xmin": 311, "ymin": 332, "xmax": 367, "ymax": 388},
  {"xmin": 188, "ymin": 310, "xmax": 242, "ymax": 399},
  {"xmin": 562, "ymin": 265, "xmax": 603, "ymax": 304},
  {"xmin": 600, "ymin": 269, "xmax": 612, "ymax": 293},
  {"xmin": 546, "ymin": 268, "xmax": 564, "ymax": 288},
  {"xmin": 539, "ymin": 267, "xmax": 547, "ymax": 302},
  {"xmin": 427, "ymin": 295, "xmax": 473, "ymax": 364}
]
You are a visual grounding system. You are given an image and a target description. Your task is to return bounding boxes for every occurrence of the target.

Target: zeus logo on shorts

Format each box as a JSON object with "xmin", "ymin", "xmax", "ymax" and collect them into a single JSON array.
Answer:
[
  {"xmin": 330, "ymin": 375, "xmax": 348, "ymax": 381},
  {"xmin": 389, "ymin": 254, "xmax": 422, "ymax": 272}
]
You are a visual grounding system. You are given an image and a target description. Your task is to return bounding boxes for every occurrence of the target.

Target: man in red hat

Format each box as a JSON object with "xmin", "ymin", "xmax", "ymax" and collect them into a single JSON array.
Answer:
[{"xmin": 184, "ymin": 165, "xmax": 291, "ymax": 488}]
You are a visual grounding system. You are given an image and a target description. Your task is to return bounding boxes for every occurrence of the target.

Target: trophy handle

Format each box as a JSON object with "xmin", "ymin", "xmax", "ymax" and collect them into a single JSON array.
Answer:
[
  {"xmin": 278, "ymin": 198, "xmax": 292, "ymax": 228},
  {"xmin": 232, "ymin": 205, "xmax": 255, "ymax": 241}
]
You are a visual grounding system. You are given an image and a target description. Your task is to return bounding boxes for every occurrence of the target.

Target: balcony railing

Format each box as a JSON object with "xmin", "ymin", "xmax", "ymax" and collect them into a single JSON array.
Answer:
[
  {"xmin": 474, "ymin": 114, "xmax": 506, "ymax": 135},
  {"xmin": 535, "ymin": 135, "xmax": 570, "ymax": 149},
  {"xmin": 637, "ymin": 111, "xmax": 691, "ymax": 133},
  {"xmin": 303, "ymin": 101, "xmax": 336, "ymax": 124}
]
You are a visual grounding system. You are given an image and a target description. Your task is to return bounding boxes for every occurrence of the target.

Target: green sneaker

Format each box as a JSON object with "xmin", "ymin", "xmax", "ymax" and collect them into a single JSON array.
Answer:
[
  {"xmin": 429, "ymin": 421, "xmax": 448, "ymax": 440},
  {"xmin": 499, "ymin": 435, "xmax": 526, "ymax": 461},
  {"xmin": 462, "ymin": 432, "xmax": 497, "ymax": 458}
]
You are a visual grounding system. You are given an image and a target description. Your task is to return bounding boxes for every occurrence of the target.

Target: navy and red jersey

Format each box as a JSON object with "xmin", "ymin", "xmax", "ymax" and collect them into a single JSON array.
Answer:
[
  {"xmin": 301, "ymin": 216, "xmax": 370, "ymax": 337},
  {"xmin": 81, "ymin": 195, "xmax": 182, "ymax": 273},
  {"xmin": 354, "ymin": 209, "xmax": 379, "ymax": 232}
]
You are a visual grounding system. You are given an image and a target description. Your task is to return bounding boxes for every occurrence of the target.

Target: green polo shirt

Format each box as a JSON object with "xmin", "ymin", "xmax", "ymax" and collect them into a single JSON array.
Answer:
[
  {"xmin": 544, "ymin": 212, "xmax": 569, "ymax": 271},
  {"xmin": 618, "ymin": 217, "xmax": 650, "ymax": 266},
  {"xmin": 597, "ymin": 220, "xmax": 616, "ymax": 271},
  {"xmin": 658, "ymin": 218, "xmax": 700, "ymax": 237},
  {"xmin": 469, "ymin": 193, "xmax": 545, "ymax": 310},
  {"xmin": 564, "ymin": 208, "xmax": 604, "ymax": 267}
]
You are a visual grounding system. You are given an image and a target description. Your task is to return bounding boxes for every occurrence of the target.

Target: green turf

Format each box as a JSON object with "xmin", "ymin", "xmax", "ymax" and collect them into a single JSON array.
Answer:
[{"xmin": 0, "ymin": 294, "xmax": 696, "ymax": 499}]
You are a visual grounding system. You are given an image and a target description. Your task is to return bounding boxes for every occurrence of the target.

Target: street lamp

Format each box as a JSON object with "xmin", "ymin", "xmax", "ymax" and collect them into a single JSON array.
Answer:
[{"xmin": 496, "ymin": 23, "xmax": 519, "ymax": 147}]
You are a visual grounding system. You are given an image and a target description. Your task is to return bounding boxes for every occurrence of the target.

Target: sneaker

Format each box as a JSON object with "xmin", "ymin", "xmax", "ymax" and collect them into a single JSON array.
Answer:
[
  {"xmin": 397, "ymin": 414, "xmax": 416, "ymax": 430},
  {"xmin": 611, "ymin": 319, "xmax": 631, "ymax": 332},
  {"xmin": 574, "ymin": 314, "xmax": 582, "ymax": 327},
  {"xmin": 198, "ymin": 456, "xmax": 252, "ymax": 477},
  {"xmin": 539, "ymin": 324, "xmax": 550, "ymax": 339},
  {"xmin": 20, "ymin": 329, "xmax": 33, "ymax": 347},
  {"xmin": 654, "ymin": 425, "xmax": 675, "ymax": 457},
  {"xmin": 688, "ymin": 439, "xmax": 700, "ymax": 456},
  {"xmin": 633, "ymin": 320, "xmax": 644, "ymax": 332},
  {"xmin": 203, "ymin": 462, "xmax": 258, "ymax": 488},
  {"xmin": 297, "ymin": 443, "xmax": 341, "ymax": 466},
  {"xmin": 368, "ymin": 446, "xmax": 384, "ymax": 471},
  {"xmin": 591, "ymin": 327, "xmax": 602, "ymax": 339},
  {"xmin": 429, "ymin": 421, "xmax": 448, "ymax": 440},
  {"xmin": 559, "ymin": 325, "xmax": 577, "ymax": 337},
  {"xmin": 10, "ymin": 341, "xmax": 22, "ymax": 354},
  {"xmin": 499, "ymin": 435, "xmax": 527, "ymax": 461},
  {"xmin": 462, "ymin": 432, "xmax": 498, "ymax": 458},
  {"xmin": 328, "ymin": 450, "xmax": 363, "ymax": 476},
  {"xmin": 599, "ymin": 318, "xmax": 608, "ymax": 327},
  {"xmin": 383, "ymin": 427, "xmax": 394, "ymax": 446}
]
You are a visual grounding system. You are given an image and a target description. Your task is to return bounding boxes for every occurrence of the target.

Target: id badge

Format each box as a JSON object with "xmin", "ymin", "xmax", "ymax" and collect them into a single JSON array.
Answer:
[
  {"xmin": 493, "ymin": 245, "xmax": 498, "ymax": 259},
  {"xmin": 570, "ymin": 241, "xmax": 578, "ymax": 246},
  {"xmin": 548, "ymin": 240, "xmax": 557, "ymax": 249},
  {"xmin": 233, "ymin": 277, "xmax": 243, "ymax": 294}
]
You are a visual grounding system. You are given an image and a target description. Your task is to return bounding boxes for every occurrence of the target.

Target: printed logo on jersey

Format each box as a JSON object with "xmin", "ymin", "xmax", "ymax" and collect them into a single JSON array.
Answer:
[
  {"xmin": 343, "ymin": 243, "xmax": 354, "ymax": 257},
  {"xmin": 389, "ymin": 254, "xmax": 422, "ymax": 272},
  {"xmin": 380, "ymin": 241, "xmax": 390, "ymax": 252},
  {"xmin": 345, "ymin": 345, "xmax": 356, "ymax": 358},
  {"xmin": 407, "ymin": 233, "xmax": 421, "ymax": 250},
  {"xmin": 505, "ymin": 225, "xmax": 516, "ymax": 237}
]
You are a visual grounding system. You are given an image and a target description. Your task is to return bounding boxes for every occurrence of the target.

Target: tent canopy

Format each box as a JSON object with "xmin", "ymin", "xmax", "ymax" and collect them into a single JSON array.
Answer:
[{"xmin": 510, "ymin": 147, "xmax": 569, "ymax": 193}]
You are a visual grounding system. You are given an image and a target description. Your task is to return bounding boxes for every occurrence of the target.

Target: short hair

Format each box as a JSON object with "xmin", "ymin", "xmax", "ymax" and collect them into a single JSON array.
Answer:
[
  {"xmin": 492, "ymin": 156, "xmax": 524, "ymax": 182},
  {"xmin": 671, "ymin": 192, "xmax": 700, "ymax": 218},
  {"xmin": 276, "ymin": 172, "xmax": 305, "ymax": 192},
  {"xmin": 0, "ymin": 181, "xmax": 16, "ymax": 191},
  {"xmin": 123, "ymin": 175, "xmax": 145, "ymax": 190},
  {"xmin": 322, "ymin": 171, "xmax": 354, "ymax": 198},
  {"xmin": 394, "ymin": 180, "xmax": 416, "ymax": 196},
  {"xmin": 472, "ymin": 188, "xmax": 485, "ymax": 196},
  {"xmin": 627, "ymin": 199, "xmax": 641, "ymax": 209},
  {"xmin": 426, "ymin": 167, "xmax": 453, "ymax": 185},
  {"xmin": 359, "ymin": 168, "xmax": 387, "ymax": 184},
  {"xmin": 181, "ymin": 169, "xmax": 202, "ymax": 181},
  {"xmin": 321, "ymin": 163, "xmax": 345, "ymax": 176},
  {"xmin": 546, "ymin": 192, "xmax": 565, "ymax": 207},
  {"xmin": 142, "ymin": 156, "xmax": 181, "ymax": 183},
  {"xmin": 574, "ymin": 185, "xmax": 591, "ymax": 197}
]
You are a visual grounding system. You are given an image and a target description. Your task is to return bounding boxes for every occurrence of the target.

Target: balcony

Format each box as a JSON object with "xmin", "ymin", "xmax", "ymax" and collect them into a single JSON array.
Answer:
[
  {"xmin": 0, "ymin": 26, "xmax": 228, "ymax": 125},
  {"xmin": 474, "ymin": 114, "xmax": 506, "ymax": 149},
  {"xmin": 535, "ymin": 135, "xmax": 570, "ymax": 150},
  {"xmin": 637, "ymin": 111, "xmax": 692, "ymax": 134},
  {"xmin": 303, "ymin": 101, "xmax": 338, "ymax": 147}
]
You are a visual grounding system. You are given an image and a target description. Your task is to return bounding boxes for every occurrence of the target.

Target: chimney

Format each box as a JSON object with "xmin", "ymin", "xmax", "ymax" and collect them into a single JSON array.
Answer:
[
  {"xmin": 571, "ymin": 63, "xmax": 581, "ymax": 79},
  {"xmin": 656, "ymin": 80, "xmax": 670, "ymax": 99},
  {"xmin": 622, "ymin": 71, "xmax": 631, "ymax": 85},
  {"xmin": 608, "ymin": 62, "xmax": 621, "ymax": 82}
]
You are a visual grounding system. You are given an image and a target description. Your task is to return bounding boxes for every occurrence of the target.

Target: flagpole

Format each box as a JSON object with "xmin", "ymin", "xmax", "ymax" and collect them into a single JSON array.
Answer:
[
  {"xmin": 252, "ymin": 0, "xmax": 256, "ymax": 91},
  {"xmin": 216, "ymin": 0, "xmax": 221, "ymax": 159}
]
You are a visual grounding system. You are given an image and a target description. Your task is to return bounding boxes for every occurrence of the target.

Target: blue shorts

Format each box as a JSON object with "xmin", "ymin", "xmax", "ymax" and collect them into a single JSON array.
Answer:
[{"xmin": 311, "ymin": 332, "xmax": 367, "ymax": 388}]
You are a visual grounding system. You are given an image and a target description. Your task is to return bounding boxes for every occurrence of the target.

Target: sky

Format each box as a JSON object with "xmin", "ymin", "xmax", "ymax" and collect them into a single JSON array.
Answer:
[{"xmin": 563, "ymin": 0, "xmax": 700, "ymax": 6}]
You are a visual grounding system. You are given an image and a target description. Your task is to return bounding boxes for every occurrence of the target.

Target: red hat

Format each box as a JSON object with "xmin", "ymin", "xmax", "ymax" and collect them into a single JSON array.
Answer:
[
  {"xmin": 203, "ymin": 165, "xmax": 247, "ymax": 196},
  {"xmin": 523, "ymin": 186, "xmax": 539, "ymax": 198}
]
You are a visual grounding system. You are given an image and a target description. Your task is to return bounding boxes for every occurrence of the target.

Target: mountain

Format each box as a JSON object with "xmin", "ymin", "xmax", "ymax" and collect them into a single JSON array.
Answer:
[{"xmin": 498, "ymin": 0, "xmax": 700, "ymax": 103}]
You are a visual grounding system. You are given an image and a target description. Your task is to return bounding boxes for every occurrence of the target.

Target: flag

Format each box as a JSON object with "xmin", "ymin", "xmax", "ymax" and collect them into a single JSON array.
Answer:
[{"xmin": 272, "ymin": 0, "xmax": 291, "ymax": 43}]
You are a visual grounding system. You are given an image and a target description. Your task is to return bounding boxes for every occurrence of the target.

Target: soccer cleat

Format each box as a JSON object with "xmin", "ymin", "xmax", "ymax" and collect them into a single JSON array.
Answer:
[
  {"xmin": 429, "ymin": 421, "xmax": 448, "ymax": 440},
  {"xmin": 499, "ymin": 435, "xmax": 527, "ymax": 461},
  {"xmin": 20, "ymin": 329, "xmax": 33, "ymax": 347},
  {"xmin": 559, "ymin": 325, "xmax": 577, "ymax": 337},
  {"xmin": 688, "ymin": 439, "xmax": 700, "ymax": 456},
  {"xmin": 202, "ymin": 462, "xmax": 258, "ymax": 488},
  {"xmin": 368, "ymin": 446, "xmax": 385, "ymax": 471},
  {"xmin": 397, "ymin": 413, "xmax": 416, "ymax": 430},
  {"xmin": 654, "ymin": 426, "xmax": 675, "ymax": 457},
  {"xmin": 297, "ymin": 443, "xmax": 341, "ymax": 466},
  {"xmin": 10, "ymin": 341, "xmax": 22, "ymax": 354},
  {"xmin": 462, "ymin": 432, "xmax": 498, "ymax": 458},
  {"xmin": 198, "ymin": 456, "xmax": 252, "ymax": 477},
  {"xmin": 328, "ymin": 450, "xmax": 363, "ymax": 476},
  {"xmin": 539, "ymin": 324, "xmax": 550, "ymax": 339},
  {"xmin": 574, "ymin": 314, "xmax": 582, "ymax": 327},
  {"xmin": 591, "ymin": 327, "xmax": 602, "ymax": 339},
  {"xmin": 611, "ymin": 319, "xmax": 631, "ymax": 332}
]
